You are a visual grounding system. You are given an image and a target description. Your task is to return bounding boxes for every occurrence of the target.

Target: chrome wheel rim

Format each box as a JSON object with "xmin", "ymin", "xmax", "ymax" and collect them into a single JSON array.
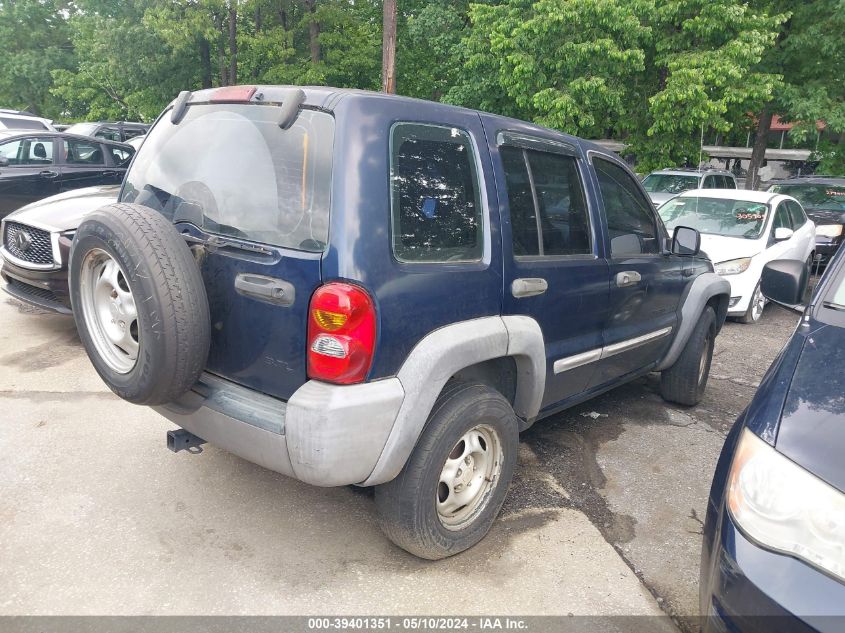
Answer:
[
  {"xmin": 750, "ymin": 284, "xmax": 765, "ymax": 321},
  {"xmin": 699, "ymin": 334, "xmax": 711, "ymax": 384},
  {"xmin": 78, "ymin": 248, "xmax": 139, "ymax": 374},
  {"xmin": 436, "ymin": 424, "xmax": 503, "ymax": 531}
]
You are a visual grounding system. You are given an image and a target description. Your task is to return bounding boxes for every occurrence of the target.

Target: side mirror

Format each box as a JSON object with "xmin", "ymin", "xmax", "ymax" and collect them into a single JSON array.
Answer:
[
  {"xmin": 0, "ymin": 156, "xmax": 9, "ymax": 167},
  {"xmin": 671, "ymin": 225, "xmax": 701, "ymax": 256},
  {"xmin": 761, "ymin": 259, "xmax": 808, "ymax": 306},
  {"xmin": 774, "ymin": 227, "xmax": 794, "ymax": 241}
]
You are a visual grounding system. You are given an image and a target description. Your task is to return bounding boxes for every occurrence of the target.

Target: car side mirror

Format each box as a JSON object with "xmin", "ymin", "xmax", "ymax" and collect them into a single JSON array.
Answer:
[
  {"xmin": 774, "ymin": 227, "xmax": 794, "ymax": 241},
  {"xmin": 0, "ymin": 156, "xmax": 8, "ymax": 167},
  {"xmin": 761, "ymin": 259, "xmax": 808, "ymax": 307},
  {"xmin": 671, "ymin": 226, "xmax": 700, "ymax": 256}
]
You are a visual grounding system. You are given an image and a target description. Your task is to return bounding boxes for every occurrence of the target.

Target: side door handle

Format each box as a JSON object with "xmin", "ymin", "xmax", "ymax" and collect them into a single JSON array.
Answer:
[
  {"xmin": 615, "ymin": 271, "xmax": 641, "ymax": 287},
  {"xmin": 38, "ymin": 170, "xmax": 59, "ymax": 179},
  {"xmin": 511, "ymin": 277, "xmax": 548, "ymax": 298},
  {"xmin": 102, "ymin": 170, "xmax": 117, "ymax": 177},
  {"xmin": 234, "ymin": 273, "xmax": 295, "ymax": 306}
]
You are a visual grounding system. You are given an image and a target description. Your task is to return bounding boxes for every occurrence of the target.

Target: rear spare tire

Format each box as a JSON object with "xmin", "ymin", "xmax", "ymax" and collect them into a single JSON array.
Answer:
[{"xmin": 69, "ymin": 202, "xmax": 210, "ymax": 405}]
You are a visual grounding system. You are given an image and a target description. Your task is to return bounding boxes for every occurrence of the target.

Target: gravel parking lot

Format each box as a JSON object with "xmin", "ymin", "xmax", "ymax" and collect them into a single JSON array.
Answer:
[{"xmin": 0, "ymin": 293, "xmax": 800, "ymax": 626}]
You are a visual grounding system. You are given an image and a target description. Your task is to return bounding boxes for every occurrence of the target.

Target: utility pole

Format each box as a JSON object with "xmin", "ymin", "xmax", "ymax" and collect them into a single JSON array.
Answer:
[{"xmin": 381, "ymin": 0, "xmax": 397, "ymax": 93}]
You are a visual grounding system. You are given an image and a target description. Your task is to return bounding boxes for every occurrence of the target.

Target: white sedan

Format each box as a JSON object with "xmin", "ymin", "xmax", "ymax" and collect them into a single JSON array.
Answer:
[{"xmin": 659, "ymin": 189, "xmax": 816, "ymax": 323}]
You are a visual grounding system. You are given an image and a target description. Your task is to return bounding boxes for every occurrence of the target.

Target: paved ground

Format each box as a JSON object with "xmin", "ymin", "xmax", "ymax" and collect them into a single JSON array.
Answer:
[{"xmin": 0, "ymin": 294, "xmax": 799, "ymax": 625}]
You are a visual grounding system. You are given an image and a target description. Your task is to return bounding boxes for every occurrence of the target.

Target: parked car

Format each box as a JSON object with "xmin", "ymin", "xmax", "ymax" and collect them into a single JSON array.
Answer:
[
  {"xmin": 768, "ymin": 176, "xmax": 845, "ymax": 266},
  {"xmin": 0, "ymin": 185, "xmax": 119, "ymax": 312},
  {"xmin": 658, "ymin": 189, "xmax": 815, "ymax": 323},
  {"xmin": 700, "ymin": 249, "xmax": 845, "ymax": 632},
  {"xmin": 67, "ymin": 85, "xmax": 730, "ymax": 559},
  {"xmin": 0, "ymin": 130, "xmax": 133, "ymax": 217},
  {"xmin": 643, "ymin": 168, "xmax": 737, "ymax": 207},
  {"xmin": 0, "ymin": 109, "xmax": 55, "ymax": 132},
  {"xmin": 64, "ymin": 121, "xmax": 150, "ymax": 143}
]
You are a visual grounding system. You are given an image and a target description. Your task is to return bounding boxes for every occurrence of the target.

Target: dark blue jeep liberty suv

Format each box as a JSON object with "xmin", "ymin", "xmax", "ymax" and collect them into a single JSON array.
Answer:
[{"xmin": 68, "ymin": 85, "xmax": 730, "ymax": 559}]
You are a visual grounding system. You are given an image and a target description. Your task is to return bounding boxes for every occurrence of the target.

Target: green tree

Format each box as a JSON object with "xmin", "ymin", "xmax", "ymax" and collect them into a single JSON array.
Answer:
[
  {"xmin": 0, "ymin": 0, "xmax": 75, "ymax": 117},
  {"xmin": 747, "ymin": 0, "xmax": 845, "ymax": 186}
]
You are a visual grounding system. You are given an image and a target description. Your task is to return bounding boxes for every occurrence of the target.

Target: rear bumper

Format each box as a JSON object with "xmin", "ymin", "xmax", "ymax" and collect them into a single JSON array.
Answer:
[{"xmin": 154, "ymin": 372, "xmax": 405, "ymax": 487}]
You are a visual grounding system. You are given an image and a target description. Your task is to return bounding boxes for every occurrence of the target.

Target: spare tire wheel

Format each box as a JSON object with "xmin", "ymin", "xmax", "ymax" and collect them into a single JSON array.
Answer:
[{"xmin": 69, "ymin": 203, "xmax": 210, "ymax": 405}]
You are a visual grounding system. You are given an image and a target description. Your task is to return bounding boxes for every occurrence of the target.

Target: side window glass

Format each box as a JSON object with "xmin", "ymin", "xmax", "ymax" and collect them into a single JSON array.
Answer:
[
  {"xmin": 108, "ymin": 145, "xmax": 134, "ymax": 166},
  {"xmin": 772, "ymin": 202, "xmax": 792, "ymax": 232},
  {"xmin": 390, "ymin": 123, "xmax": 483, "ymax": 263},
  {"xmin": 787, "ymin": 200, "xmax": 805, "ymax": 227},
  {"xmin": 23, "ymin": 138, "xmax": 54, "ymax": 165},
  {"xmin": 95, "ymin": 128, "xmax": 120, "ymax": 142},
  {"xmin": 64, "ymin": 139, "xmax": 105, "ymax": 166},
  {"xmin": 123, "ymin": 128, "xmax": 144, "ymax": 140},
  {"xmin": 0, "ymin": 139, "xmax": 23, "ymax": 164},
  {"xmin": 501, "ymin": 146, "xmax": 591, "ymax": 256},
  {"xmin": 501, "ymin": 146, "xmax": 540, "ymax": 256},
  {"xmin": 0, "ymin": 138, "xmax": 53, "ymax": 165},
  {"xmin": 594, "ymin": 157, "xmax": 660, "ymax": 256}
]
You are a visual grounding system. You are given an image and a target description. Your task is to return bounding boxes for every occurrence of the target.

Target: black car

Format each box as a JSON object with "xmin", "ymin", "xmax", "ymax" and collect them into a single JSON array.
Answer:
[
  {"xmin": 768, "ymin": 176, "xmax": 845, "ymax": 265},
  {"xmin": 64, "ymin": 121, "xmax": 150, "ymax": 143},
  {"xmin": 0, "ymin": 130, "xmax": 133, "ymax": 217}
]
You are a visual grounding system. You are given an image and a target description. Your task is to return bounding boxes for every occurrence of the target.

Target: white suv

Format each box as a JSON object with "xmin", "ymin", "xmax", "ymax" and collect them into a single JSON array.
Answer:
[
  {"xmin": 0, "ymin": 109, "xmax": 56, "ymax": 132},
  {"xmin": 643, "ymin": 168, "xmax": 737, "ymax": 207}
]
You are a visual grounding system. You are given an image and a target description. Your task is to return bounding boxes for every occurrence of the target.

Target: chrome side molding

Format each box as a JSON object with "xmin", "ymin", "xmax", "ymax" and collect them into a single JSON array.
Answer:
[{"xmin": 552, "ymin": 326, "xmax": 673, "ymax": 374}]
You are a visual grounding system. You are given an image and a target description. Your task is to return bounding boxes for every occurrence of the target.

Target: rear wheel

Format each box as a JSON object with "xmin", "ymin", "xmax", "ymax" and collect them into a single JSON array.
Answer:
[
  {"xmin": 70, "ymin": 202, "xmax": 210, "ymax": 405},
  {"xmin": 375, "ymin": 383, "xmax": 518, "ymax": 559},
  {"xmin": 660, "ymin": 307, "xmax": 716, "ymax": 406}
]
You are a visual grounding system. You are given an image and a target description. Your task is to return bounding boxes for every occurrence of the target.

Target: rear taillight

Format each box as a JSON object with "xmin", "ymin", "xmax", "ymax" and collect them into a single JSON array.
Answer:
[{"xmin": 307, "ymin": 282, "xmax": 376, "ymax": 384}]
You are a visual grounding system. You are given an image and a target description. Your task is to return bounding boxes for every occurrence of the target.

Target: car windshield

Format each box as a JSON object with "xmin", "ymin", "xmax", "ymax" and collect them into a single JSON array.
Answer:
[
  {"xmin": 642, "ymin": 173, "xmax": 699, "ymax": 194},
  {"xmin": 120, "ymin": 103, "xmax": 334, "ymax": 252},
  {"xmin": 65, "ymin": 123, "xmax": 98, "ymax": 137},
  {"xmin": 768, "ymin": 184, "xmax": 845, "ymax": 211},
  {"xmin": 658, "ymin": 196, "xmax": 769, "ymax": 239}
]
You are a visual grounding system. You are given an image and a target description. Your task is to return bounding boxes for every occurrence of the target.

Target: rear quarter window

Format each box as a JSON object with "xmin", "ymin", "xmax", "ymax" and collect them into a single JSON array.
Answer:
[{"xmin": 389, "ymin": 123, "xmax": 483, "ymax": 263}]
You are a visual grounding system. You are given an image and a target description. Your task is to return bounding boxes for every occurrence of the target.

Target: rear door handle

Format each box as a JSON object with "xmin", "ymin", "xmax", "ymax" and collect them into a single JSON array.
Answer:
[
  {"xmin": 103, "ymin": 170, "xmax": 117, "ymax": 177},
  {"xmin": 615, "ymin": 271, "xmax": 642, "ymax": 287},
  {"xmin": 39, "ymin": 170, "xmax": 59, "ymax": 179},
  {"xmin": 511, "ymin": 277, "xmax": 548, "ymax": 298},
  {"xmin": 234, "ymin": 274, "xmax": 295, "ymax": 306}
]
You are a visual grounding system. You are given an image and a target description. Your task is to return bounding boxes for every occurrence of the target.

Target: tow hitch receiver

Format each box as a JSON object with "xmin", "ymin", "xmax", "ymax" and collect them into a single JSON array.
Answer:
[{"xmin": 167, "ymin": 429, "xmax": 207, "ymax": 454}]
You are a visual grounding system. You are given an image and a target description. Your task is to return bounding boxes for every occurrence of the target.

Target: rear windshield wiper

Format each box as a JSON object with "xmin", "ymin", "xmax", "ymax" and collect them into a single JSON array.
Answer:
[{"xmin": 181, "ymin": 232, "xmax": 273, "ymax": 256}]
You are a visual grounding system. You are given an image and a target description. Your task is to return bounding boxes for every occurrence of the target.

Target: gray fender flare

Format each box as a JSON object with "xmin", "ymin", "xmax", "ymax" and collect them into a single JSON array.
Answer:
[
  {"xmin": 360, "ymin": 315, "xmax": 546, "ymax": 486},
  {"xmin": 656, "ymin": 272, "xmax": 730, "ymax": 371}
]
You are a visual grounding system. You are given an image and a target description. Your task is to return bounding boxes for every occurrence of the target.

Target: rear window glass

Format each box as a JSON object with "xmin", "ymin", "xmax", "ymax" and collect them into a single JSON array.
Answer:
[
  {"xmin": 390, "ymin": 123, "xmax": 482, "ymax": 262},
  {"xmin": 121, "ymin": 104, "xmax": 334, "ymax": 252}
]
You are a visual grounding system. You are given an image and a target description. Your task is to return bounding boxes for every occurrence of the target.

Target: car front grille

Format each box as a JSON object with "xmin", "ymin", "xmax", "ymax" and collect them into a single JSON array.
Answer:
[{"xmin": 3, "ymin": 221, "xmax": 54, "ymax": 266}]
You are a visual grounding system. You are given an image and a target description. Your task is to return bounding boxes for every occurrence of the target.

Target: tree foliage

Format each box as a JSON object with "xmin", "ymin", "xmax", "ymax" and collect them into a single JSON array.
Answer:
[{"xmin": 0, "ymin": 0, "xmax": 840, "ymax": 173}]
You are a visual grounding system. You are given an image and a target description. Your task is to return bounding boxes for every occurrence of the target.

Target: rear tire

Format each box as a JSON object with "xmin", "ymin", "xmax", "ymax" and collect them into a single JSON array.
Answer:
[
  {"xmin": 660, "ymin": 307, "xmax": 716, "ymax": 406},
  {"xmin": 375, "ymin": 383, "xmax": 518, "ymax": 560},
  {"xmin": 69, "ymin": 203, "xmax": 210, "ymax": 405}
]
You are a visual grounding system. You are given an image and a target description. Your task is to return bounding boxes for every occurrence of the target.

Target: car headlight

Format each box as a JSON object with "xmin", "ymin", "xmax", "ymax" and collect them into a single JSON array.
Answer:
[
  {"xmin": 714, "ymin": 257, "xmax": 752, "ymax": 276},
  {"xmin": 728, "ymin": 429, "xmax": 845, "ymax": 582},
  {"xmin": 816, "ymin": 224, "xmax": 844, "ymax": 238}
]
